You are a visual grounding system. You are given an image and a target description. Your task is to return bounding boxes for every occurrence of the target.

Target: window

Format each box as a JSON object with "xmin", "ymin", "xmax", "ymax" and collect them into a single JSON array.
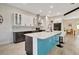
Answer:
[{"xmin": 77, "ymin": 25, "xmax": 79, "ymax": 29}]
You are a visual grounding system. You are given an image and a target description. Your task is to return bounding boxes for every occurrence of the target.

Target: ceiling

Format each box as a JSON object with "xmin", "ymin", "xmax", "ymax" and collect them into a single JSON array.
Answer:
[{"xmin": 6, "ymin": 3, "xmax": 79, "ymax": 17}]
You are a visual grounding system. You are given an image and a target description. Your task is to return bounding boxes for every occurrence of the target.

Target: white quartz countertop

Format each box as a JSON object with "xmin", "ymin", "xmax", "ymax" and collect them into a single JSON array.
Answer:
[{"xmin": 24, "ymin": 31, "xmax": 61, "ymax": 39}]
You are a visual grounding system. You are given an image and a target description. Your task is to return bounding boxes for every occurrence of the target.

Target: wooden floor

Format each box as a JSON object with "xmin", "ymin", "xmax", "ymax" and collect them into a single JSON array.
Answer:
[
  {"xmin": 0, "ymin": 34, "xmax": 79, "ymax": 55},
  {"xmin": 0, "ymin": 42, "xmax": 26, "ymax": 55},
  {"xmin": 49, "ymin": 34, "xmax": 79, "ymax": 55}
]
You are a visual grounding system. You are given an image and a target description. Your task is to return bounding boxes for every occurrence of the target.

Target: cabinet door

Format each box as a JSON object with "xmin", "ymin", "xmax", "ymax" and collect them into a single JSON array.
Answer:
[
  {"xmin": 37, "ymin": 35, "xmax": 59, "ymax": 55},
  {"xmin": 13, "ymin": 13, "xmax": 18, "ymax": 25},
  {"xmin": 19, "ymin": 14, "xmax": 21, "ymax": 25},
  {"xmin": 37, "ymin": 39, "xmax": 49, "ymax": 55},
  {"xmin": 21, "ymin": 14, "xmax": 34, "ymax": 26},
  {"xmin": 25, "ymin": 36, "xmax": 33, "ymax": 55},
  {"xmin": 46, "ymin": 36, "xmax": 57, "ymax": 52},
  {"xmin": 13, "ymin": 32, "xmax": 25, "ymax": 43},
  {"xmin": 21, "ymin": 14, "xmax": 26, "ymax": 26},
  {"xmin": 13, "ymin": 13, "xmax": 21, "ymax": 26}
]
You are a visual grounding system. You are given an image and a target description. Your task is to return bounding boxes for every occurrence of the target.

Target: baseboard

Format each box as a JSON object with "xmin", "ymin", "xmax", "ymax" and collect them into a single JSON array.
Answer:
[{"xmin": 0, "ymin": 40, "xmax": 13, "ymax": 46}]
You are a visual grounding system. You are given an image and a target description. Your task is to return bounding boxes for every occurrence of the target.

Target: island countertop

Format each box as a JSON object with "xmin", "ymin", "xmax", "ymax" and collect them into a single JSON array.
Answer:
[
  {"xmin": 24, "ymin": 31, "xmax": 62, "ymax": 55},
  {"xmin": 24, "ymin": 31, "xmax": 61, "ymax": 39}
]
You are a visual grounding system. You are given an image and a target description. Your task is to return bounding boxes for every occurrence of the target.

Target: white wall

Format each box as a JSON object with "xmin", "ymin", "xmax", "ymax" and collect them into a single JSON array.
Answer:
[
  {"xmin": 49, "ymin": 16, "xmax": 64, "ymax": 32},
  {"xmin": 0, "ymin": 4, "xmax": 34, "ymax": 45}
]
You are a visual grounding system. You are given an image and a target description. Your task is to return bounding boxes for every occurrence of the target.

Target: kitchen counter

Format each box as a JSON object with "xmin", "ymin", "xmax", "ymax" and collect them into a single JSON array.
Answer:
[
  {"xmin": 12, "ymin": 26, "xmax": 45, "ymax": 32},
  {"xmin": 12, "ymin": 26, "xmax": 36, "ymax": 32},
  {"xmin": 24, "ymin": 31, "xmax": 61, "ymax": 39},
  {"xmin": 24, "ymin": 31, "xmax": 61, "ymax": 55},
  {"xmin": 13, "ymin": 30, "xmax": 45, "ymax": 43}
]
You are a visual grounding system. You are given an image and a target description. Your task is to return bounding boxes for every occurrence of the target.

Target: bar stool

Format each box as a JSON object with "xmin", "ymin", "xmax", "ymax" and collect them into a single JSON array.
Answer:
[
  {"xmin": 56, "ymin": 32, "xmax": 66, "ymax": 48},
  {"xmin": 56, "ymin": 36, "xmax": 64, "ymax": 48}
]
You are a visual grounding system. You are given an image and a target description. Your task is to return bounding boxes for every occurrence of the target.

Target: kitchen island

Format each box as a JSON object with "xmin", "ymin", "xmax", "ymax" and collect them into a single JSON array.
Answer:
[{"xmin": 24, "ymin": 31, "xmax": 61, "ymax": 55}]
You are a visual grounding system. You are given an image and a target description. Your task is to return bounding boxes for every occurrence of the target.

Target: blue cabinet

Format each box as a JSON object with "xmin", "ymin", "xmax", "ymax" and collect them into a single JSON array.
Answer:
[{"xmin": 37, "ymin": 34, "xmax": 59, "ymax": 55}]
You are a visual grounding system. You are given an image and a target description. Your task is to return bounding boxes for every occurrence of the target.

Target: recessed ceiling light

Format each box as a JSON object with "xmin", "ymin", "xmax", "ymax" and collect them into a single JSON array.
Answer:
[
  {"xmin": 57, "ymin": 12, "xmax": 60, "ymax": 15},
  {"xmin": 48, "ymin": 10, "xmax": 52, "ymax": 13},
  {"xmin": 50, "ymin": 5, "xmax": 53, "ymax": 8},
  {"xmin": 39, "ymin": 10, "xmax": 42, "ymax": 13},
  {"xmin": 47, "ymin": 14, "xmax": 50, "ymax": 16}
]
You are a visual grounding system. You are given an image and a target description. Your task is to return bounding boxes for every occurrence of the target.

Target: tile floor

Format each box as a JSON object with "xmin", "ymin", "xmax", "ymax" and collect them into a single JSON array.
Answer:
[{"xmin": 0, "ymin": 34, "xmax": 79, "ymax": 55}]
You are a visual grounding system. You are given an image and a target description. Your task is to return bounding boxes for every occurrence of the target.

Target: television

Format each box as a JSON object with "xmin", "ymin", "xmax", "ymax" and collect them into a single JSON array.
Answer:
[{"xmin": 54, "ymin": 23, "xmax": 61, "ymax": 31}]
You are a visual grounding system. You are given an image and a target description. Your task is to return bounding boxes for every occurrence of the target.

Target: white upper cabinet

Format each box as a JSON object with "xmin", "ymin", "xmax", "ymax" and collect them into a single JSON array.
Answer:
[
  {"xmin": 13, "ymin": 13, "xmax": 34, "ymax": 26},
  {"xmin": 21, "ymin": 14, "xmax": 34, "ymax": 26},
  {"xmin": 13, "ymin": 13, "xmax": 19, "ymax": 26}
]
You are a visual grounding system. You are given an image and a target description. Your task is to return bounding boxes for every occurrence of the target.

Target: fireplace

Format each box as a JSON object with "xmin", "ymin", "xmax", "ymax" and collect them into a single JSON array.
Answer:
[{"xmin": 54, "ymin": 23, "xmax": 61, "ymax": 31}]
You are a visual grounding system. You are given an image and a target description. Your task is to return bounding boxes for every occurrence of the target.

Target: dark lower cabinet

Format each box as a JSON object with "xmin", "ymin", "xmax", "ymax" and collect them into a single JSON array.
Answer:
[
  {"xmin": 13, "ymin": 30, "xmax": 45, "ymax": 55},
  {"xmin": 13, "ymin": 30, "xmax": 45, "ymax": 43},
  {"xmin": 13, "ymin": 31, "xmax": 33, "ymax": 43},
  {"xmin": 25, "ymin": 36, "xmax": 33, "ymax": 55},
  {"xmin": 13, "ymin": 32, "xmax": 25, "ymax": 43}
]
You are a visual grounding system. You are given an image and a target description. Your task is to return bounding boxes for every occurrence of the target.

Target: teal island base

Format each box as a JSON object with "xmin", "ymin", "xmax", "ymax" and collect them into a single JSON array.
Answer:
[{"xmin": 24, "ymin": 32, "xmax": 61, "ymax": 55}]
